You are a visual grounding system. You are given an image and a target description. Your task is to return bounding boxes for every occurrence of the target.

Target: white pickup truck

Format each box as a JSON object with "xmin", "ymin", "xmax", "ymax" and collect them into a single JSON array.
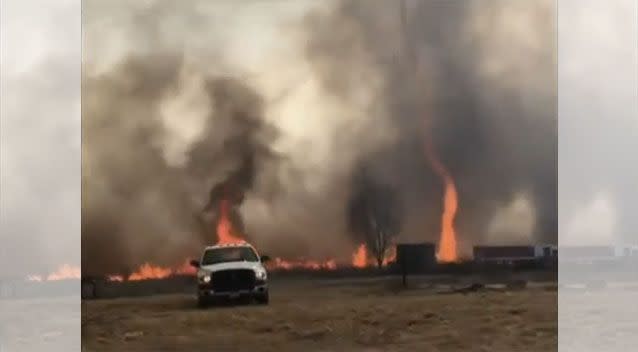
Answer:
[{"xmin": 190, "ymin": 243, "xmax": 270, "ymax": 307}]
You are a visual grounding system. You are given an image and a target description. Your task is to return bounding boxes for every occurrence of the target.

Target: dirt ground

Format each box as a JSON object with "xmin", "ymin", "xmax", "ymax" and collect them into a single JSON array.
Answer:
[{"xmin": 81, "ymin": 279, "xmax": 557, "ymax": 352}]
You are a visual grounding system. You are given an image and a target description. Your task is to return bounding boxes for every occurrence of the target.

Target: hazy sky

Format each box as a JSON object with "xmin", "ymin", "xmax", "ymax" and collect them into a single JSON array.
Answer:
[
  {"xmin": 1, "ymin": 0, "xmax": 637, "ymax": 276},
  {"xmin": 558, "ymin": 0, "xmax": 638, "ymax": 246},
  {"xmin": 0, "ymin": 0, "xmax": 80, "ymax": 276}
]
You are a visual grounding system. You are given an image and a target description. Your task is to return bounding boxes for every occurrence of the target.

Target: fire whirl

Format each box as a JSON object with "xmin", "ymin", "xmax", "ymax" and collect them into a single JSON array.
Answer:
[
  {"xmin": 216, "ymin": 198, "xmax": 245, "ymax": 245},
  {"xmin": 424, "ymin": 134, "xmax": 459, "ymax": 263},
  {"xmin": 400, "ymin": 0, "xmax": 458, "ymax": 262}
]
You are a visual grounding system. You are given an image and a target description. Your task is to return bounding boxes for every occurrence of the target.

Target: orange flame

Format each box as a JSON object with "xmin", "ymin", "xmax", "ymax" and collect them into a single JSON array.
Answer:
[
  {"xmin": 383, "ymin": 245, "xmax": 397, "ymax": 266},
  {"xmin": 352, "ymin": 243, "xmax": 397, "ymax": 268},
  {"xmin": 266, "ymin": 258, "xmax": 338, "ymax": 271},
  {"xmin": 104, "ymin": 244, "xmax": 399, "ymax": 281},
  {"xmin": 102, "ymin": 200, "xmax": 400, "ymax": 282},
  {"xmin": 107, "ymin": 259, "xmax": 196, "ymax": 282},
  {"xmin": 217, "ymin": 198, "xmax": 245, "ymax": 245},
  {"xmin": 27, "ymin": 264, "xmax": 81, "ymax": 281},
  {"xmin": 352, "ymin": 244, "xmax": 368, "ymax": 268},
  {"xmin": 424, "ymin": 136, "xmax": 459, "ymax": 263},
  {"xmin": 400, "ymin": 0, "xmax": 458, "ymax": 263},
  {"xmin": 107, "ymin": 275, "xmax": 124, "ymax": 282},
  {"xmin": 47, "ymin": 264, "xmax": 82, "ymax": 280},
  {"xmin": 127, "ymin": 263, "xmax": 172, "ymax": 281},
  {"xmin": 106, "ymin": 195, "xmax": 248, "ymax": 282}
]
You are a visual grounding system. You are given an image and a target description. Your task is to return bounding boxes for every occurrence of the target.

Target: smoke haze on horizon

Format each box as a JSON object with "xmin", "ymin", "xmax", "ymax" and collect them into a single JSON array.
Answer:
[
  {"xmin": 4, "ymin": 0, "xmax": 635, "ymax": 278},
  {"xmin": 78, "ymin": 0, "xmax": 561, "ymax": 275}
]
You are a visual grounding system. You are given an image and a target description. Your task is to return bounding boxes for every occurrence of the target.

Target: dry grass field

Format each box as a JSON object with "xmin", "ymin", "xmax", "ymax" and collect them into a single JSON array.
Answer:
[
  {"xmin": 81, "ymin": 278, "xmax": 557, "ymax": 352},
  {"xmin": 1, "ymin": 296, "xmax": 80, "ymax": 352}
]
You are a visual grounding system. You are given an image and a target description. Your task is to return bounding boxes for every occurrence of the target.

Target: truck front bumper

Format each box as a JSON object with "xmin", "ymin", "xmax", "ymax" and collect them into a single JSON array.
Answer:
[{"xmin": 198, "ymin": 283, "xmax": 268, "ymax": 299}]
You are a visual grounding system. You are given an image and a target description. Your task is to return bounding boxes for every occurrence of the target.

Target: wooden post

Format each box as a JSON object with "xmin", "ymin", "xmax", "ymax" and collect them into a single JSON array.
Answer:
[{"xmin": 401, "ymin": 255, "xmax": 407, "ymax": 287}]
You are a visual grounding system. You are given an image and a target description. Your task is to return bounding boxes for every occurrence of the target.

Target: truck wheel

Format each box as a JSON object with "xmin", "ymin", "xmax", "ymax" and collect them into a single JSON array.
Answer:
[
  {"xmin": 197, "ymin": 296, "xmax": 209, "ymax": 308},
  {"xmin": 255, "ymin": 293, "xmax": 269, "ymax": 305}
]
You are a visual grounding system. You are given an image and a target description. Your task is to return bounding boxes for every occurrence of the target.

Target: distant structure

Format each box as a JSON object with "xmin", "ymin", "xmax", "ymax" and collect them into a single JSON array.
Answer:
[
  {"xmin": 396, "ymin": 243, "xmax": 437, "ymax": 274},
  {"xmin": 394, "ymin": 243, "xmax": 436, "ymax": 287},
  {"xmin": 0, "ymin": 279, "xmax": 14, "ymax": 299},
  {"xmin": 473, "ymin": 245, "xmax": 557, "ymax": 267},
  {"xmin": 0, "ymin": 278, "xmax": 78, "ymax": 299},
  {"xmin": 82, "ymin": 277, "xmax": 97, "ymax": 299},
  {"xmin": 559, "ymin": 245, "xmax": 638, "ymax": 264}
]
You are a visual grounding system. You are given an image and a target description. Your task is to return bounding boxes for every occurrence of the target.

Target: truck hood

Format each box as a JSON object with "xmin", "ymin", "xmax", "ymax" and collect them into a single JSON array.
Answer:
[{"xmin": 199, "ymin": 261, "xmax": 264, "ymax": 273}]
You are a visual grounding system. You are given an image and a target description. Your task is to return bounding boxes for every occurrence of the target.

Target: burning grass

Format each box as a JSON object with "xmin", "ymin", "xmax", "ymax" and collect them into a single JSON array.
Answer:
[
  {"xmin": 96, "ymin": 242, "xmax": 397, "ymax": 283},
  {"xmin": 26, "ymin": 264, "xmax": 82, "ymax": 282}
]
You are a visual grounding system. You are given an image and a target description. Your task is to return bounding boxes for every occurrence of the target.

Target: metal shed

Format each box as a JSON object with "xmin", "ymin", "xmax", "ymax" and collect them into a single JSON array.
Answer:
[{"xmin": 395, "ymin": 243, "xmax": 436, "ymax": 274}]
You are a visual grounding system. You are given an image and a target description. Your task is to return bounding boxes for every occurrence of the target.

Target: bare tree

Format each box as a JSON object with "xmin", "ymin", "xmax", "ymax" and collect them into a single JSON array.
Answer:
[
  {"xmin": 348, "ymin": 173, "xmax": 401, "ymax": 268},
  {"xmin": 369, "ymin": 186, "xmax": 400, "ymax": 268},
  {"xmin": 368, "ymin": 214, "xmax": 390, "ymax": 268}
]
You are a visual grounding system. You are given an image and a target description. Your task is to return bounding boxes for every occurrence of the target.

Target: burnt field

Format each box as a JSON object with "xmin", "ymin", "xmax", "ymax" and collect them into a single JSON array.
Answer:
[{"xmin": 81, "ymin": 275, "xmax": 558, "ymax": 352}]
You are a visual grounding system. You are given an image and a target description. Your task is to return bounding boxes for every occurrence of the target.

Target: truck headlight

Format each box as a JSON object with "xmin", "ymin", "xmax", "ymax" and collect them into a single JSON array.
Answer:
[
  {"xmin": 255, "ymin": 269, "xmax": 267, "ymax": 281},
  {"xmin": 198, "ymin": 272, "xmax": 211, "ymax": 283}
]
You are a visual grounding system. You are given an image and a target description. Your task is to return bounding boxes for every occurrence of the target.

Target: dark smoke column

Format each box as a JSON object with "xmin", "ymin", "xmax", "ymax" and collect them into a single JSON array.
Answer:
[{"xmin": 185, "ymin": 77, "xmax": 282, "ymax": 246}]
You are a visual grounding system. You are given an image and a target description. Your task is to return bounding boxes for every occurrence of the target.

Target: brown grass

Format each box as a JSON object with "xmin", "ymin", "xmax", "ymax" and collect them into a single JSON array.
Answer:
[{"xmin": 82, "ymin": 280, "xmax": 557, "ymax": 351}]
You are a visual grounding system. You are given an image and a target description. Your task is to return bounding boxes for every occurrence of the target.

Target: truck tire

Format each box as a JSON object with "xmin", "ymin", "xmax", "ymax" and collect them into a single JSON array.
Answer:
[
  {"xmin": 197, "ymin": 296, "xmax": 209, "ymax": 308},
  {"xmin": 255, "ymin": 292, "xmax": 269, "ymax": 305}
]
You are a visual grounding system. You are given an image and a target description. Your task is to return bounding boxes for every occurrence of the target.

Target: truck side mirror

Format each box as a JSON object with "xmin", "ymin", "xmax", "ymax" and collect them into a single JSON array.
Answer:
[
  {"xmin": 189, "ymin": 259, "xmax": 200, "ymax": 268},
  {"xmin": 260, "ymin": 255, "xmax": 271, "ymax": 263}
]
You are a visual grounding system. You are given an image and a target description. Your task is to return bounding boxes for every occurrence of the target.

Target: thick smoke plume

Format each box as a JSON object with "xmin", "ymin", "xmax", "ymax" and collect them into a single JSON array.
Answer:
[
  {"xmin": 82, "ymin": 0, "xmax": 555, "ymax": 275},
  {"xmin": 319, "ymin": 0, "xmax": 556, "ymax": 252},
  {"xmin": 82, "ymin": 55, "xmax": 283, "ymax": 275}
]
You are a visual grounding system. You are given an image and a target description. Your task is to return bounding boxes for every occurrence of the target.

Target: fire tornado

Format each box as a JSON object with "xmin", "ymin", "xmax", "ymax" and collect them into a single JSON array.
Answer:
[
  {"xmin": 424, "ymin": 134, "xmax": 459, "ymax": 263},
  {"xmin": 399, "ymin": 0, "xmax": 459, "ymax": 262},
  {"xmin": 216, "ymin": 198, "xmax": 244, "ymax": 245}
]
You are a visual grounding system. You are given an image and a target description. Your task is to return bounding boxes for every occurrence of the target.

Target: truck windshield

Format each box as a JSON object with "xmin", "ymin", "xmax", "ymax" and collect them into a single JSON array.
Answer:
[{"xmin": 201, "ymin": 247, "xmax": 259, "ymax": 265}]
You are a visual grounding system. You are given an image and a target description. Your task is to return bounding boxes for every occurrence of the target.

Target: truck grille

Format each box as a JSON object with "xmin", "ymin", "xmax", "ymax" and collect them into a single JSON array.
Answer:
[{"xmin": 211, "ymin": 269, "xmax": 256, "ymax": 292}]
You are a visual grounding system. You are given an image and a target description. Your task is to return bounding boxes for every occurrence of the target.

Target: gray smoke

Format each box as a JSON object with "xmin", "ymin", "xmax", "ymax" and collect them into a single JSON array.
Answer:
[
  {"xmin": 82, "ymin": 54, "xmax": 287, "ymax": 275},
  {"xmin": 347, "ymin": 165, "xmax": 402, "ymax": 265},
  {"xmin": 82, "ymin": 0, "xmax": 556, "ymax": 275},
  {"xmin": 313, "ymin": 0, "xmax": 556, "ymax": 250}
]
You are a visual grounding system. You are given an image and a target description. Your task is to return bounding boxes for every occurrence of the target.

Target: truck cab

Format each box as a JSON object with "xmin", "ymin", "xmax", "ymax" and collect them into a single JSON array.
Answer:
[{"xmin": 190, "ymin": 243, "xmax": 270, "ymax": 307}]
